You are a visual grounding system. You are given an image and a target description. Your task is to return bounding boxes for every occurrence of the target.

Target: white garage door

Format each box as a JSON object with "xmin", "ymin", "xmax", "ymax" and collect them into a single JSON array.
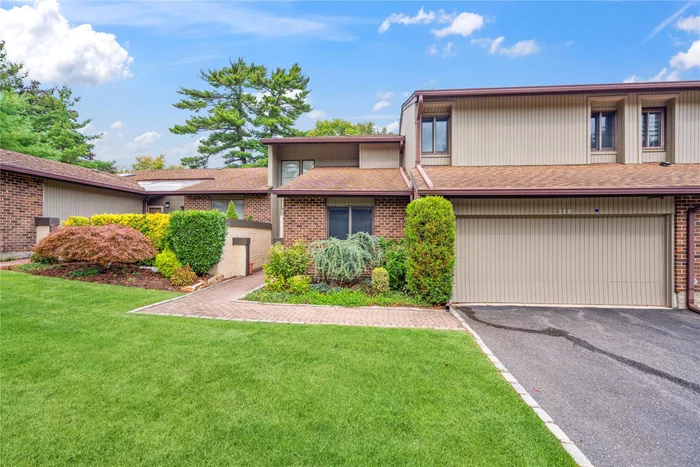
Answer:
[{"xmin": 454, "ymin": 215, "xmax": 670, "ymax": 306}]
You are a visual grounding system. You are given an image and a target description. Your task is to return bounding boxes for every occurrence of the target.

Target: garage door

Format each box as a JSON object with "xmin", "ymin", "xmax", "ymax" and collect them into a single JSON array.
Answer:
[{"xmin": 454, "ymin": 215, "xmax": 670, "ymax": 306}]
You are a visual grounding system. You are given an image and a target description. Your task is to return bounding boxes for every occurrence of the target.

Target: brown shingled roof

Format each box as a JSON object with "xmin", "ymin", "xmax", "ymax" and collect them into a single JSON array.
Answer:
[
  {"xmin": 413, "ymin": 163, "xmax": 700, "ymax": 196},
  {"xmin": 131, "ymin": 167, "xmax": 270, "ymax": 193},
  {"xmin": 1, "ymin": 148, "xmax": 144, "ymax": 193},
  {"xmin": 273, "ymin": 167, "xmax": 411, "ymax": 196}
]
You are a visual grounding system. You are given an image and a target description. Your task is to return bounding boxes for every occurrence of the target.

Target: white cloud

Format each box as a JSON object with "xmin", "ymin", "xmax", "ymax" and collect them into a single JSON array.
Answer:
[
  {"xmin": 306, "ymin": 109, "xmax": 326, "ymax": 120},
  {"xmin": 383, "ymin": 121, "xmax": 400, "ymax": 134},
  {"xmin": 565, "ymin": 40, "xmax": 574, "ymax": 47},
  {"xmin": 376, "ymin": 91, "xmax": 394, "ymax": 100},
  {"xmin": 443, "ymin": 42, "xmax": 456, "ymax": 58},
  {"xmin": 643, "ymin": 2, "xmax": 694, "ymax": 42},
  {"xmin": 109, "ymin": 121, "xmax": 123, "ymax": 129},
  {"xmin": 0, "ymin": 0, "xmax": 133, "ymax": 85},
  {"xmin": 402, "ymin": 91, "xmax": 411, "ymax": 98},
  {"xmin": 428, "ymin": 43, "xmax": 437, "ymax": 55},
  {"xmin": 77, "ymin": 122, "xmax": 94, "ymax": 135},
  {"xmin": 471, "ymin": 36, "xmax": 539, "ymax": 57},
  {"xmin": 623, "ymin": 67, "xmax": 681, "ymax": 83},
  {"xmin": 432, "ymin": 12, "xmax": 484, "ymax": 38},
  {"xmin": 378, "ymin": 7, "xmax": 437, "ymax": 33},
  {"xmin": 372, "ymin": 100, "xmax": 390, "ymax": 112},
  {"xmin": 126, "ymin": 131, "xmax": 161, "ymax": 151},
  {"xmin": 670, "ymin": 40, "xmax": 700, "ymax": 69},
  {"xmin": 676, "ymin": 15, "xmax": 700, "ymax": 32}
]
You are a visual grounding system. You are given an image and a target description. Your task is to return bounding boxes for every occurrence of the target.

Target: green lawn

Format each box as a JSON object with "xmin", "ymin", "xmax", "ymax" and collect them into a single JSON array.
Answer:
[{"xmin": 1, "ymin": 271, "xmax": 574, "ymax": 466}]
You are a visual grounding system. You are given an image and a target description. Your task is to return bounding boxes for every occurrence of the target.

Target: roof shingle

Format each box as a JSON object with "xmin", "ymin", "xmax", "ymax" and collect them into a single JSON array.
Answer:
[
  {"xmin": 131, "ymin": 167, "xmax": 270, "ymax": 193},
  {"xmin": 273, "ymin": 167, "xmax": 411, "ymax": 196}
]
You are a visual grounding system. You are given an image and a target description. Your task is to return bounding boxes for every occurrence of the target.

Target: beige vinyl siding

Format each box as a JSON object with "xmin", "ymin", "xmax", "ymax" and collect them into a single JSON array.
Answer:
[
  {"xmin": 451, "ymin": 94, "xmax": 588, "ymax": 166},
  {"xmin": 359, "ymin": 143, "xmax": 400, "ymax": 168},
  {"xmin": 400, "ymin": 102, "xmax": 416, "ymax": 169},
  {"xmin": 43, "ymin": 180, "xmax": 144, "ymax": 222},
  {"xmin": 327, "ymin": 197, "xmax": 374, "ymax": 206},
  {"xmin": 422, "ymin": 155, "xmax": 452, "ymax": 166},
  {"xmin": 454, "ymin": 215, "xmax": 669, "ymax": 306},
  {"xmin": 278, "ymin": 143, "xmax": 359, "ymax": 169},
  {"xmin": 451, "ymin": 197, "xmax": 674, "ymax": 216},
  {"xmin": 268, "ymin": 145, "xmax": 280, "ymax": 237},
  {"xmin": 675, "ymin": 90, "xmax": 700, "ymax": 164}
]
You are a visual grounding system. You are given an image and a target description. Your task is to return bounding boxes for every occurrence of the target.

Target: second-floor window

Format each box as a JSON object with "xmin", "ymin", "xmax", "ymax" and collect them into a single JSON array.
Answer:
[
  {"xmin": 281, "ymin": 160, "xmax": 314, "ymax": 185},
  {"xmin": 421, "ymin": 117, "xmax": 448, "ymax": 153},
  {"xmin": 642, "ymin": 109, "xmax": 664, "ymax": 149},
  {"xmin": 590, "ymin": 111, "xmax": 616, "ymax": 151}
]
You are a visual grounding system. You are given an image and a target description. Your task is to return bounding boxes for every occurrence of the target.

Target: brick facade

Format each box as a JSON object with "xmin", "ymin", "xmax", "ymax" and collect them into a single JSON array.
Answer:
[
  {"xmin": 1, "ymin": 172, "xmax": 43, "ymax": 254},
  {"xmin": 674, "ymin": 195, "xmax": 700, "ymax": 296},
  {"xmin": 244, "ymin": 194, "xmax": 271, "ymax": 222},
  {"xmin": 183, "ymin": 195, "xmax": 212, "ymax": 211},
  {"xmin": 282, "ymin": 196, "xmax": 409, "ymax": 246},
  {"xmin": 374, "ymin": 197, "xmax": 408, "ymax": 239}
]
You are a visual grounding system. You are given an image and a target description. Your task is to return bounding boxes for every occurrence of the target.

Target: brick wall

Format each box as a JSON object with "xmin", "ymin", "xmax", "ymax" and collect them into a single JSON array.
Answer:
[
  {"xmin": 282, "ymin": 197, "xmax": 327, "ymax": 246},
  {"xmin": 244, "ymin": 194, "xmax": 271, "ymax": 222},
  {"xmin": 374, "ymin": 197, "xmax": 408, "ymax": 239},
  {"xmin": 675, "ymin": 195, "xmax": 700, "ymax": 294},
  {"xmin": 1, "ymin": 172, "xmax": 43, "ymax": 254},
  {"xmin": 183, "ymin": 195, "xmax": 211, "ymax": 210}
]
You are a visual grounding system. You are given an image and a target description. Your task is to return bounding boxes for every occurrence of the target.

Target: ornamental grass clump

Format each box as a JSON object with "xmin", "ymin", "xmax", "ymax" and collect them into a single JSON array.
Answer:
[
  {"xmin": 309, "ymin": 232, "xmax": 383, "ymax": 285},
  {"xmin": 33, "ymin": 225, "xmax": 156, "ymax": 267},
  {"xmin": 405, "ymin": 196, "xmax": 456, "ymax": 305}
]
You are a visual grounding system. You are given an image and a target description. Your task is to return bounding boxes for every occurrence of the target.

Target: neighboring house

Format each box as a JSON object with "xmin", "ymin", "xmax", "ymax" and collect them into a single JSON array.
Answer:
[
  {"xmin": 0, "ymin": 149, "xmax": 271, "ymax": 258},
  {"xmin": 266, "ymin": 81, "xmax": 700, "ymax": 309}
]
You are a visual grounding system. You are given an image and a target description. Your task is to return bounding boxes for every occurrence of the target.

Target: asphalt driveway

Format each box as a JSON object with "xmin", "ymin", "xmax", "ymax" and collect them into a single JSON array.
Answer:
[{"xmin": 454, "ymin": 305, "xmax": 700, "ymax": 467}]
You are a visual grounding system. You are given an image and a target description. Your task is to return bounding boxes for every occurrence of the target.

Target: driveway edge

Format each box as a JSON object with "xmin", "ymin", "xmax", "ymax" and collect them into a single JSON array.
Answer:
[{"xmin": 448, "ymin": 306, "xmax": 593, "ymax": 467}]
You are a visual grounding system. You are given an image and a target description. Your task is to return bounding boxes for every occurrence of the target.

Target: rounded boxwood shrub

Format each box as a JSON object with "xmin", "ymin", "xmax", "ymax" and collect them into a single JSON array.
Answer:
[
  {"xmin": 155, "ymin": 249, "xmax": 182, "ymax": 278},
  {"xmin": 405, "ymin": 196, "xmax": 456, "ymax": 305},
  {"xmin": 371, "ymin": 267, "xmax": 390, "ymax": 294},
  {"xmin": 167, "ymin": 210, "xmax": 227, "ymax": 275},
  {"xmin": 33, "ymin": 225, "xmax": 156, "ymax": 266}
]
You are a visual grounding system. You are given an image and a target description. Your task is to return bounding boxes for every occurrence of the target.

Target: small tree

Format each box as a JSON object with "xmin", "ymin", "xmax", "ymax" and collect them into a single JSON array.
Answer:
[
  {"xmin": 226, "ymin": 201, "xmax": 239, "ymax": 219},
  {"xmin": 405, "ymin": 196, "xmax": 456, "ymax": 304}
]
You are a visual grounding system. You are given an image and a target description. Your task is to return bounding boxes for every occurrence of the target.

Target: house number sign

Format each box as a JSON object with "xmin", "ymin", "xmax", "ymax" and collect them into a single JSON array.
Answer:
[{"xmin": 557, "ymin": 208, "xmax": 573, "ymax": 214}]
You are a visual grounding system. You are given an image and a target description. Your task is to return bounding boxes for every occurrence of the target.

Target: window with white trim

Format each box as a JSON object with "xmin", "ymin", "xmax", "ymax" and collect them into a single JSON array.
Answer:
[
  {"xmin": 641, "ymin": 109, "xmax": 664, "ymax": 149},
  {"xmin": 421, "ymin": 116, "xmax": 448, "ymax": 154},
  {"xmin": 327, "ymin": 207, "xmax": 373, "ymax": 240},
  {"xmin": 590, "ymin": 111, "xmax": 616, "ymax": 151}
]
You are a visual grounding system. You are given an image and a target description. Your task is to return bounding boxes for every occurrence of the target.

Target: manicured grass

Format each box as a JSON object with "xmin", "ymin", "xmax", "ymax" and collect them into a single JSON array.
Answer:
[
  {"xmin": 245, "ymin": 287, "xmax": 432, "ymax": 308},
  {"xmin": 1, "ymin": 271, "xmax": 574, "ymax": 466}
]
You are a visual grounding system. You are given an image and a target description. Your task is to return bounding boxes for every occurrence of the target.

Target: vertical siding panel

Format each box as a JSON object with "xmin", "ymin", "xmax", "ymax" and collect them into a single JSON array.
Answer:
[
  {"xmin": 677, "ymin": 90, "xmax": 700, "ymax": 163},
  {"xmin": 43, "ymin": 180, "xmax": 144, "ymax": 221},
  {"xmin": 359, "ymin": 143, "xmax": 401, "ymax": 168}
]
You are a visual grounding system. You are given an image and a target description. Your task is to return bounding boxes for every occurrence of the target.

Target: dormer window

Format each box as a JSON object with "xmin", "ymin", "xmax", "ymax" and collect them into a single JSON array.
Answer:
[
  {"xmin": 642, "ymin": 109, "xmax": 664, "ymax": 149},
  {"xmin": 421, "ymin": 117, "xmax": 449, "ymax": 154},
  {"xmin": 590, "ymin": 111, "xmax": 616, "ymax": 151}
]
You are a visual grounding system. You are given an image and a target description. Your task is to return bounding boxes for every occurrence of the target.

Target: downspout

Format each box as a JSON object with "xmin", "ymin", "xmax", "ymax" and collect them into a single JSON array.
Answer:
[
  {"xmin": 413, "ymin": 93, "xmax": 434, "ymax": 193},
  {"xmin": 687, "ymin": 205, "xmax": 700, "ymax": 314}
]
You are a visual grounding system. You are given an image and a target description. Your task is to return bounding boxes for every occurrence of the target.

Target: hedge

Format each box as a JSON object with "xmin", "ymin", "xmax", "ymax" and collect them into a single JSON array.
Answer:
[
  {"xmin": 64, "ymin": 213, "xmax": 170, "ymax": 251},
  {"xmin": 168, "ymin": 210, "xmax": 227, "ymax": 275},
  {"xmin": 405, "ymin": 196, "xmax": 455, "ymax": 305}
]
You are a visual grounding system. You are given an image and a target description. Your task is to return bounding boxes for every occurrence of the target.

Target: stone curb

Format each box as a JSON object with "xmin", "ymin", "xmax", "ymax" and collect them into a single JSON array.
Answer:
[
  {"xmin": 235, "ymin": 298, "xmax": 447, "ymax": 314},
  {"xmin": 448, "ymin": 306, "xmax": 594, "ymax": 467}
]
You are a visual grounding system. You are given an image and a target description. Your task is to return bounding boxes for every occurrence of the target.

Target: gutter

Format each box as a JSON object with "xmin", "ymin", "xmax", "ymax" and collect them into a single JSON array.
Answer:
[
  {"xmin": 421, "ymin": 187, "xmax": 700, "ymax": 196},
  {"xmin": 688, "ymin": 205, "xmax": 700, "ymax": 314},
  {"xmin": 415, "ymin": 94, "xmax": 423, "ymax": 166},
  {"xmin": 415, "ymin": 165, "xmax": 434, "ymax": 190},
  {"xmin": 1, "ymin": 164, "xmax": 146, "ymax": 195},
  {"xmin": 272, "ymin": 190, "xmax": 411, "ymax": 197},
  {"xmin": 399, "ymin": 167, "xmax": 412, "ymax": 190}
]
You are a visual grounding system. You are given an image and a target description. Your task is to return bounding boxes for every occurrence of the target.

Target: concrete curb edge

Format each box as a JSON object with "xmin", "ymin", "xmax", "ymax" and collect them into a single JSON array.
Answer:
[{"xmin": 448, "ymin": 306, "xmax": 594, "ymax": 467}]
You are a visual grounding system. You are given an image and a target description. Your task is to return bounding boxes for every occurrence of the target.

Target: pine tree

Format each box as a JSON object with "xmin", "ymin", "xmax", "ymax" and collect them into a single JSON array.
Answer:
[{"xmin": 226, "ymin": 201, "xmax": 239, "ymax": 220}]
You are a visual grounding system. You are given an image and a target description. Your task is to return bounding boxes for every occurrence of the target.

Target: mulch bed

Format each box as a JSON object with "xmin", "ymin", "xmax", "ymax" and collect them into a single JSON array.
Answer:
[{"xmin": 9, "ymin": 263, "xmax": 185, "ymax": 292}]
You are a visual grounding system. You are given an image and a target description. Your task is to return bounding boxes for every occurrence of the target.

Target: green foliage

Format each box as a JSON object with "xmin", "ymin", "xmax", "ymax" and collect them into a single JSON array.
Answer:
[
  {"xmin": 168, "ymin": 210, "xmax": 227, "ymax": 275},
  {"xmin": 405, "ymin": 197, "xmax": 456, "ymax": 305},
  {"xmin": 371, "ymin": 268, "xmax": 390, "ymax": 294},
  {"xmin": 245, "ymin": 288, "xmax": 430, "ymax": 308},
  {"xmin": 380, "ymin": 238, "xmax": 409, "ymax": 291},
  {"xmin": 30, "ymin": 253, "xmax": 58, "ymax": 264},
  {"xmin": 155, "ymin": 249, "xmax": 182, "ymax": 279},
  {"xmin": 68, "ymin": 266, "xmax": 101, "ymax": 278},
  {"xmin": 307, "ymin": 118, "xmax": 388, "ymax": 136},
  {"xmin": 309, "ymin": 232, "xmax": 383, "ymax": 284},
  {"xmin": 170, "ymin": 264, "xmax": 197, "ymax": 287},
  {"xmin": 263, "ymin": 241, "xmax": 311, "ymax": 291},
  {"xmin": 226, "ymin": 201, "xmax": 239, "ymax": 219},
  {"xmin": 65, "ymin": 213, "xmax": 170, "ymax": 251},
  {"xmin": 287, "ymin": 275, "xmax": 311, "ymax": 295},
  {"xmin": 0, "ymin": 42, "xmax": 113, "ymax": 171},
  {"xmin": 130, "ymin": 154, "xmax": 182, "ymax": 171},
  {"xmin": 63, "ymin": 216, "xmax": 90, "ymax": 226},
  {"xmin": 170, "ymin": 58, "xmax": 311, "ymax": 168},
  {"xmin": 246, "ymin": 215, "xmax": 254, "ymax": 221},
  {"xmin": 12, "ymin": 262, "xmax": 58, "ymax": 273}
]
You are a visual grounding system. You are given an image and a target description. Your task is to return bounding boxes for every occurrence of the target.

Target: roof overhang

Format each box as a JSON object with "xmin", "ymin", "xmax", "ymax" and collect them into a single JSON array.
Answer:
[
  {"xmin": 261, "ymin": 136, "xmax": 404, "ymax": 145},
  {"xmin": 147, "ymin": 188, "xmax": 272, "ymax": 196},
  {"xmin": 1, "ymin": 163, "xmax": 147, "ymax": 195},
  {"xmin": 423, "ymin": 187, "xmax": 700, "ymax": 197},
  {"xmin": 272, "ymin": 189, "xmax": 410, "ymax": 197}
]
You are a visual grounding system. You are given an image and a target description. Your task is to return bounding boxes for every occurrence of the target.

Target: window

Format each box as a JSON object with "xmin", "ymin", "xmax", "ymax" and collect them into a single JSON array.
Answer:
[
  {"xmin": 642, "ymin": 109, "xmax": 664, "ymax": 149},
  {"xmin": 590, "ymin": 111, "xmax": 616, "ymax": 151},
  {"xmin": 281, "ymin": 161, "xmax": 300, "ymax": 185},
  {"xmin": 327, "ymin": 207, "xmax": 373, "ymax": 240},
  {"xmin": 212, "ymin": 199, "xmax": 243, "ymax": 218},
  {"xmin": 302, "ymin": 160, "xmax": 315, "ymax": 173},
  {"xmin": 421, "ymin": 117, "xmax": 449, "ymax": 154}
]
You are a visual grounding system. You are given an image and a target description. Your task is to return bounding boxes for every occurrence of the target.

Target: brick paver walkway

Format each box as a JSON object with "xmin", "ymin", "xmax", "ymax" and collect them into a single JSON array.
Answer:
[{"xmin": 132, "ymin": 271, "xmax": 463, "ymax": 331}]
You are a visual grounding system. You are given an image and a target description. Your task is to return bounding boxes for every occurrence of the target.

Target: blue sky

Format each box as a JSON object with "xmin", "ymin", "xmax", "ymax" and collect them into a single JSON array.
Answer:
[{"xmin": 1, "ymin": 1, "xmax": 699, "ymax": 167}]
